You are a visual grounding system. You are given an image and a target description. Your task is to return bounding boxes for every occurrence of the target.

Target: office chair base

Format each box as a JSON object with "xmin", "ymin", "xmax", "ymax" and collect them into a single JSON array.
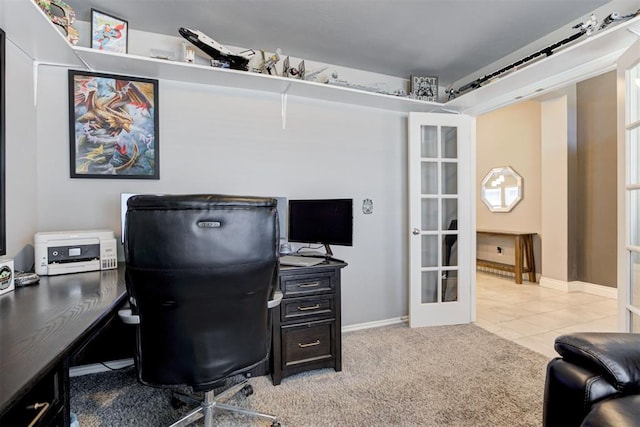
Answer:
[{"xmin": 169, "ymin": 379, "xmax": 279, "ymax": 427}]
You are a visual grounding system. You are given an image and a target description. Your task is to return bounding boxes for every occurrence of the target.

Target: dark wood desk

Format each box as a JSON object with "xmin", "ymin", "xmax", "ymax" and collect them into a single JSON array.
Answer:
[
  {"xmin": 0, "ymin": 266, "xmax": 128, "ymax": 426},
  {"xmin": 476, "ymin": 230, "xmax": 536, "ymax": 284},
  {"xmin": 0, "ymin": 260, "xmax": 345, "ymax": 423}
]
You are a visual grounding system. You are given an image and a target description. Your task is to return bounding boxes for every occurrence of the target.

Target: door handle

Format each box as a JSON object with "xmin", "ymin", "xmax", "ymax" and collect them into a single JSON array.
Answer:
[{"xmin": 412, "ymin": 228, "xmax": 420, "ymax": 235}]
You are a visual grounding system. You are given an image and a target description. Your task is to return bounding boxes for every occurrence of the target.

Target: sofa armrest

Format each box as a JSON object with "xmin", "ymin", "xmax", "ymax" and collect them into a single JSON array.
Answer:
[
  {"xmin": 555, "ymin": 333, "xmax": 640, "ymax": 393},
  {"xmin": 543, "ymin": 358, "xmax": 618, "ymax": 427}
]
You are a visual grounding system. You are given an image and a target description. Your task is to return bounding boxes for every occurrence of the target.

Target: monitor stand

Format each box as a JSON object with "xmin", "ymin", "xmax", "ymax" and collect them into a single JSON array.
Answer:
[
  {"xmin": 324, "ymin": 244, "xmax": 333, "ymax": 257},
  {"xmin": 299, "ymin": 244, "xmax": 344, "ymax": 263}
]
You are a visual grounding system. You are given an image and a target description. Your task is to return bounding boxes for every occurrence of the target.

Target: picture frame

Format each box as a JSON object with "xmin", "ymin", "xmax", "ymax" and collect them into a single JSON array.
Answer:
[
  {"xmin": 69, "ymin": 70, "xmax": 159, "ymax": 179},
  {"xmin": 410, "ymin": 75, "xmax": 438, "ymax": 102},
  {"xmin": 91, "ymin": 9, "xmax": 128, "ymax": 53}
]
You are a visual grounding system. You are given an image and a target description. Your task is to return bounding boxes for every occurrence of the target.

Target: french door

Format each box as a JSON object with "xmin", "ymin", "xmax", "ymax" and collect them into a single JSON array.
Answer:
[
  {"xmin": 618, "ymin": 40, "xmax": 640, "ymax": 331},
  {"xmin": 408, "ymin": 113, "xmax": 474, "ymax": 327}
]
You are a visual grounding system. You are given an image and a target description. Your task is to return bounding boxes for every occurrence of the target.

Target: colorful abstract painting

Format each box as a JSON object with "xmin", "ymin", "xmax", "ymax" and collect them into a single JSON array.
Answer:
[{"xmin": 69, "ymin": 70, "xmax": 159, "ymax": 179}]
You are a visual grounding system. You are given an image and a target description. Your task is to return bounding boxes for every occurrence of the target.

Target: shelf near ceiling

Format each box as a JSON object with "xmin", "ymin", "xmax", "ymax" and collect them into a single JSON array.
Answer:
[
  {"xmin": 2, "ymin": 0, "xmax": 638, "ymax": 116},
  {"xmin": 0, "ymin": 0, "xmax": 446, "ymax": 114},
  {"xmin": 71, "ymin": 47, "xmax": 446, "ymax": 113},
  {"xmin": 447, "ymin": 16, "xmax": 640, "ymax": 115}
]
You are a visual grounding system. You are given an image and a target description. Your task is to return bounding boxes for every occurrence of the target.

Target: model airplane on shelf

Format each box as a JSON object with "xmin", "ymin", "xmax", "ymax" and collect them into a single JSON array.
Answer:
[
  {"xmin": 446, "ymin": 8, "xmax": 640, "ymax": 99},
  {"xmin": 178, "ymin": 27, "xmax": 255, "ymax": 70}
]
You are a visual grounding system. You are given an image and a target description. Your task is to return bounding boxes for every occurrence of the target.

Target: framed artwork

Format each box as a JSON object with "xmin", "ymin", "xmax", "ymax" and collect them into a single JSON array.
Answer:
[
  {"xmin": 69, "ymin": 70, "xmax": 159, "ymax": 179},
  {"xmin": 410, "ymin": 75, "xmax": 438, "ymax": 102},
  {"xmin": 0, "ymin": 28, "xmax": 5, "ymax": 255},
  {"xmin": 91, "ymin": 9, "xmax": 128, "ymax": 53}
]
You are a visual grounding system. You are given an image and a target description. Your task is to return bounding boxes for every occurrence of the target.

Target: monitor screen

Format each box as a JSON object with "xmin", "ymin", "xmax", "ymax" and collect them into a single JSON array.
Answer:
[
  {"xmin": 288, "ymin": 199, "xmax": 353, "ymax": 247},
  {"xmin": 275, "ymin": 196, "xmax": 287, "ymax": 239}
]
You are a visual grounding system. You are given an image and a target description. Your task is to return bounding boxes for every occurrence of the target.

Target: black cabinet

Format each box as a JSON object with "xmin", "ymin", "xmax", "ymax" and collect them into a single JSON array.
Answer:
[{"xmin": 271, "ymin": 260, "xmax": 346, "ymax": 385}]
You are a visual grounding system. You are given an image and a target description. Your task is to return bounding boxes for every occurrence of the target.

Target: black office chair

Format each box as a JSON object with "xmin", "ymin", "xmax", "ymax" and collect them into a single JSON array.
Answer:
[
  {"xmin": 442, "ymin": 219, "xmax": 458, "ymax": 301},
  {"xmin": 122, "ymin": 194, "xmax": 282, "ymax": 427}
]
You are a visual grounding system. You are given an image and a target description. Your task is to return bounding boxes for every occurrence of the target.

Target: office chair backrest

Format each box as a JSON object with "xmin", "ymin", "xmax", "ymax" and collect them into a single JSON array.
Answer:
[{"xmin": 125, "ymin": 194, "xmax": 279, "ymax": 391}]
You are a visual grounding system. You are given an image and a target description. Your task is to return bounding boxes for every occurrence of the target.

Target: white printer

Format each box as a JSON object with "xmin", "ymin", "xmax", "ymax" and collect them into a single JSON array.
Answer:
[{"xmin": 34, "ymin": 229, "xmax": 118, "ymax": 275}]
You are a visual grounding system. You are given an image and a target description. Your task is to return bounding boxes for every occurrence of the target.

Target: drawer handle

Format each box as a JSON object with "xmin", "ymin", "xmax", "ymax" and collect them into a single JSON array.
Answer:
[
  {"xmin": 298, "ymin": 281, "xmax": 321, "ymax": 288},
  {"xmin": 298, "ymin": 340, "xmax": 321, "ymax": 348},
  {"xmin": 27, "ymin": 402, "xmax": 50, "ymax": 427},
  {"xmin": 297, "ymin": 304, "xmax": 320, "ymax": 311}
]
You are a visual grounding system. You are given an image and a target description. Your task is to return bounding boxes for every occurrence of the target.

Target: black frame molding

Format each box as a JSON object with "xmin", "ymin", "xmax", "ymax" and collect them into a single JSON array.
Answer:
[
  {"xmin": 0, "ymin": 28, "xmax": 6, "ymax": 256},
  {"xmin": 68, "ymin": 69, "xmax": 159, "ymax": 179}
]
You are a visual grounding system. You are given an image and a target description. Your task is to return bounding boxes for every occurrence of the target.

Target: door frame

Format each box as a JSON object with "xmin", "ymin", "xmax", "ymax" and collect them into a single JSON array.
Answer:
[{"xmin": 616, "ymin": 39, "xmax": 640, "ymax": 331}]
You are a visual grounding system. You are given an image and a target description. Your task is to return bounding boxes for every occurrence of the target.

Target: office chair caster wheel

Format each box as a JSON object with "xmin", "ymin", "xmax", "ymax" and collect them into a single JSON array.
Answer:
[
  {"xmin": 241, "ymin": 384, "xmax": 253, "ymax": 397},
  {"xmin": 271, "ymin": 422, "xmax": 281, "ymax": 427}
]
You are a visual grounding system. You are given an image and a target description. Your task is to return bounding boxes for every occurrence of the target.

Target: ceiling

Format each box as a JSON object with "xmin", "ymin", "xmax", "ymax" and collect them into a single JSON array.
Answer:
[{"xmin": 65, "ymin": 0, "xmax": 629, "ymax": 87}]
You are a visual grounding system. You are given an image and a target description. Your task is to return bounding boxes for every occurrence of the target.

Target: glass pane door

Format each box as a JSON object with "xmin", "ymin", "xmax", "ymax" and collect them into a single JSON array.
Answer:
[
  {"xmin": 418, "ymin": 125, "xmax": 459, "ymax": 303},
  {"xmin": 408, "ymin": 113, "xmax": 472, "ymax": 327}
]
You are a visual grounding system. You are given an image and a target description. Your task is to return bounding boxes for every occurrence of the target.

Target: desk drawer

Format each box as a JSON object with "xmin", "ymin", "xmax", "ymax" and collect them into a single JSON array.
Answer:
[
  {"xmin": 282, "ymin": 320, "xmax": 335, "ymax": 368},
  {"xmin": 280, "ymin": 272, "xmax": 335, "ymax": 297},
  {"xmin": 0, "ymin": 363, "xmax": 65, "ymax": 426},
  {"xmin": 281, "ymin": 295, "xmax": 334, "ymax": 323}
]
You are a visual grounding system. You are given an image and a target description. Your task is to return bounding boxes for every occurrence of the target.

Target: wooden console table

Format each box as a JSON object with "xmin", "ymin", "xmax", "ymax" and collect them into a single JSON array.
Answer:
[{"xmin": 476, "ymin": 230, "xmax": 536, "ymax": 284}]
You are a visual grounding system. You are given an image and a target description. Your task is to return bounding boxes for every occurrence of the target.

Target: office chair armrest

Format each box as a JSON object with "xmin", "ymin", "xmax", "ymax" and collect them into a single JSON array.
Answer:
[
  {"xmin": 118, "ymin": 307, "xmax": 140, "ymax": 325},
  {"xmin": 268, "ymin": 290, "xmax": 283, "ymax": 309},
  {"xmin": 119, "ymin": 292, "xmax": 281, "ymax": 322}
]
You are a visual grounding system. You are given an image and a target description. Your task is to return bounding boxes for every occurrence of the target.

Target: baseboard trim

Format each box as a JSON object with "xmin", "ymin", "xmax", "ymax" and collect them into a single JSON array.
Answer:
[
  {"xmin": 539, "ymin": 277, "xmax": 569, "ymax": 292},
  {"xmin": 342, "ymin": 316, "xmax": 408, "ymax": 332},
  {"xmin": 70, "ymin": 358, "xmax": 134, "ymax": 377},
  {"xmin": 539, "ymin": 277, "xmax": 617, "ymax": 299},
  {"xmin": 577, "ymin": 281, "xmax": 618, "ymax": 299},
  {"xmin": 476, "ymin": 266, "xmax": 539, "ymax": 283}
]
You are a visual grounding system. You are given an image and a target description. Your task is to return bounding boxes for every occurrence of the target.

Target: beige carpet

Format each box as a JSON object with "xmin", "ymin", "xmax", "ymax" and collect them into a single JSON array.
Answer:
[{"xmin": 71, "ymin": 323, "xmax": 551, "ymax": 426}]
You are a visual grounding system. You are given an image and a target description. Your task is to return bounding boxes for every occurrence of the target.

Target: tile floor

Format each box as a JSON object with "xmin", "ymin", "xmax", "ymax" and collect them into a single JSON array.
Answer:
[{"xmin": 475, "ymin": 271, "xmax": 618, "ymax": 358}]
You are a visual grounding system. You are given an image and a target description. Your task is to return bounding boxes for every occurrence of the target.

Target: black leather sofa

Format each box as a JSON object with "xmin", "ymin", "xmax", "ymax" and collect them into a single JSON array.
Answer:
[{"xmin": 543, "ymin": 332, "xmax": 640, "ymax": 426}]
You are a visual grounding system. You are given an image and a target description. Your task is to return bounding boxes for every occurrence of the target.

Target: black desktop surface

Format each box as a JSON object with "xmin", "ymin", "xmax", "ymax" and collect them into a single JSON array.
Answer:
[{"xmin": 0, "ymin": 266, "xmax": 127, "ymax": 414}]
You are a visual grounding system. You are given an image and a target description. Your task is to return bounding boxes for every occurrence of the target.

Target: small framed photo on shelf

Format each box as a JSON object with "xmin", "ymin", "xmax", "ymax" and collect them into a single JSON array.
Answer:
[
  {"xmin": 91, "ymin": 9, "xmax": 128, "ymax": 53},
  {"xmin": 68, "ymin": 70, "xmax": 159, "ymax": 179},
  {"xmin": 410, "ymin": 76, "xmax": 438, "ymax": 102}
]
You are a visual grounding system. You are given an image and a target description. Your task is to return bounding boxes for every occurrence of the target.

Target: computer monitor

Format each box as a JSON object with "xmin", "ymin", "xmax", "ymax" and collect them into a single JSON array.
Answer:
[
  {"xmin": 288, "ymin": 198, "xmax": 353, "ymax": 256},
  {"xmin": 275, "ymin": 196, "xmax": 287, "ymax": 239}
]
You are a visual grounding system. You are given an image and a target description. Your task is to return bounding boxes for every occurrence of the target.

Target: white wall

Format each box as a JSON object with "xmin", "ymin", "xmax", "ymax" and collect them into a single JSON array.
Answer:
[
  {"xmin": 475, "ymin": 101, "xmax": 541, "ymax": 273},
  {"xmin": 32, "ymin": 65, "xmax": 409, "ymax": 326},
  {"xmin": 540, "ymin": 94, "xmax": 573, "ymax": 282},
  {"xmin": 4, "ymin": 39, "xmax": 38, "ymax": 269}
]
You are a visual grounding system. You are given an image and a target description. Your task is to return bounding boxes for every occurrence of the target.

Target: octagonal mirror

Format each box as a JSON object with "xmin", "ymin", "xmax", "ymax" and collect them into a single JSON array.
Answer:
[{"xmin": 480, "ymin": 166, "xmax": 523, "ymax": 212}]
